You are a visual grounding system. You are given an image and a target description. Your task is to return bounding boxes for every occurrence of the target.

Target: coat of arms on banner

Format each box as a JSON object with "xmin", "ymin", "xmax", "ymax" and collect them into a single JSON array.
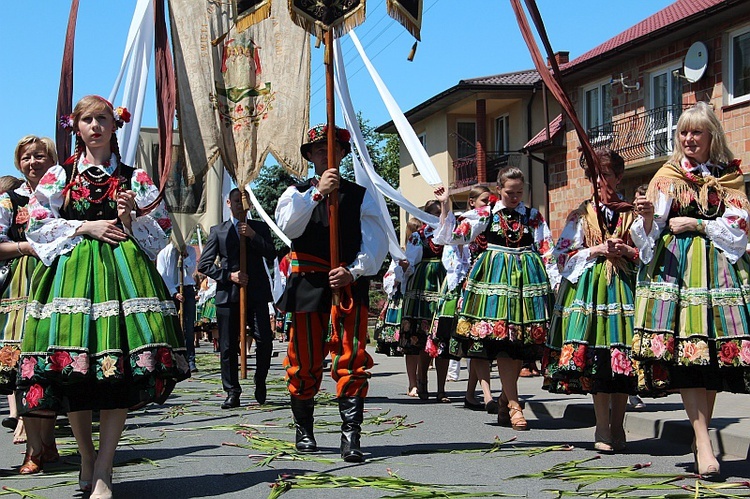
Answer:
[{"xmin": 211, "ymin": 33, "xmax": 275, "ymax": 132}]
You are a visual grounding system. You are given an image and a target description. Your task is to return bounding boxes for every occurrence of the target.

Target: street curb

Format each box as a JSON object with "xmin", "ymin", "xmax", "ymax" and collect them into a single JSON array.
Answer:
[{"xmin": 525, "ymin": 399, "xmax": 750, "ymax": 460}]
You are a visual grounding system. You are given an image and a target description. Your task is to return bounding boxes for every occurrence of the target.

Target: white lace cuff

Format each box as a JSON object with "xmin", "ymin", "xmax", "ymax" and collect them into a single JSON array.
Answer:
[
  {"xmin": 129, "ymin": 215, "xmax": 169, "ymax": 261},
  {"xmin": 630, "ymin": 217, "xmax": 659, "ymax": 265},
  {"xmin": 28, "ymin": 220, "xmax": 84, "ymax": 266},
  {"xmin": 705, "ymin": 219, "xmax": 747, "ymax": 264},
  {"xmin": 561, "ymin": 248, "xmax": 596, "ymax": 284}
]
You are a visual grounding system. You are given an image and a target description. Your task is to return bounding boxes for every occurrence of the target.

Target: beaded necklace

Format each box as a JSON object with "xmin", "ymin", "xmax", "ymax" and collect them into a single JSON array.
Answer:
[{"xmin": 497, "ymin": 207, "xmax": 524, "ymax": 245}]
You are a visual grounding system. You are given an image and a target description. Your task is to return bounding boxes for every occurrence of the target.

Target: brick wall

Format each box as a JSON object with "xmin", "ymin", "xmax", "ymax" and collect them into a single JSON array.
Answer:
[{"xmin": 544, "ymin": 17, "xmax": 750, "ymax": 240}]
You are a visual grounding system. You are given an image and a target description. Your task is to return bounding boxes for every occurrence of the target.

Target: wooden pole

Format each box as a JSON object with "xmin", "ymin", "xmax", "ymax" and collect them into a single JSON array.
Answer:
[
  {"xmin": 239, "ymin": 194, "xmax": 248, "ymax": 380},
  {"xmin": 325, "ymin": 29, "xmax": 340, "ymax": 305},
  {"xmin": 178, "ymin": 249, "xmax": 185, "ymax": 332}
]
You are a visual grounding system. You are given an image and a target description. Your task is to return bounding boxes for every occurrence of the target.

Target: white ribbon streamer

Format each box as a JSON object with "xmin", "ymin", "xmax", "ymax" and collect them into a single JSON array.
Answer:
[
  {"xmin": 333, "ymin": 35, "xmax": 439, "ymax": 262},
  {"xmin": 348, "ymin": 30, "xmax": 443, "ymax": 186},
  {"xmin": 244, "ymin": 184, "xmax": 292, "ymax": 247},
  {"xmin": 109, "ymin": 0, "xmax": 154, "ymax": 166}
]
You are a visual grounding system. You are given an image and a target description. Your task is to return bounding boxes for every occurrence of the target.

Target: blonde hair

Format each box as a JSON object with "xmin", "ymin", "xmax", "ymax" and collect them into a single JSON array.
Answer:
[
  {"xmin": 14, "ymin": 135, "xmax": 58, "ymax": 170},
  {"xmin": 670, "ymin": 101, "xmax": 733, "ymax": 165},
  {"xmin": 0, "ymin": 175, "xmax": 23, "ymax": 193},
  {"xmin": 497, "ymin": 166, "xmax": 524, "ymax": 187}
]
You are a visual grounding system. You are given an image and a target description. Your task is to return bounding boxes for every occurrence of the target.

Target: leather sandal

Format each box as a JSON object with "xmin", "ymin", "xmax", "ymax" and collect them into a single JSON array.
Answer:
[
  {"xmin": 19, "ymin": 452, "xmax": 42, "ymax": 474},
  {"xmin": 594, "ymin": 431, "xmax": 614, "ymax": 454},
  {"xmin": 508, "ymin": 404, "xmax": 529, "ymax": 431}
]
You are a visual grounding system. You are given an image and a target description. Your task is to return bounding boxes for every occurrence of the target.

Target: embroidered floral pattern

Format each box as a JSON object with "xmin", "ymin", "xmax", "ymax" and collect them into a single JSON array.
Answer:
[
  {"xmin": 718, "ymin": 339, "xmax": 750, "ymax": 367},
  {"xmin": 633, "ymin": 331, "xmax": 675, "ymax": 361},
  {"xmin": 455, "ymin": 317, "xmax": 547, "ymax": 345}
]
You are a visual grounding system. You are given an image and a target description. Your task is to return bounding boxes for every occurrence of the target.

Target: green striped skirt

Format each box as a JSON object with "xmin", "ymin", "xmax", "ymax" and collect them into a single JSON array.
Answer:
[
  {"xmin": 199, "ymin": 297, "xmax": 216, "ymax": 323},
  {"xmin": 0, "ymin": 255, "xmax": 37, "ymax": 394},
  {"xmin": 633, "ymin": 231, "xmax": 750, "ymax": 394},
  {"xmin": 543, "ymin": 258, "xmax": 637, "ymax": 395},
  {"xmin": 16, "ymin": 237, "xmax": 190, "ymax": 414},
  {"xmin": 399, "ymin": 258, "xmax": 445, "ymax": 355},
  {"xmin": 374, "ymin": 292, "xmax": 403, "ymax": 357},
  {"xmin": 454, "ymin": 244, "xmax": 552, "ymax": 361}
]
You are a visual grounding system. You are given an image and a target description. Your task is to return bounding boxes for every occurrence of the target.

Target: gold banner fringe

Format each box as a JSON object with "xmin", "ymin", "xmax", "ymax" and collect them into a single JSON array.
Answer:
[
  {"xmin": 235, "ymin": 1, "xmax": 272, "ymax": 33},
  {"xmin": 288, "ymin": 0, "xmax": 366, "ymax": 39},
  {"xmin": 386, "ymin": 0, "xmax": 422, "ymax": 40}
]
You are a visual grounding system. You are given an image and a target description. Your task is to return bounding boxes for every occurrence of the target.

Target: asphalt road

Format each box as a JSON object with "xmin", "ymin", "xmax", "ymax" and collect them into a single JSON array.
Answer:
[{"xmin": 1, "ymin": 342, "xmax": 748, "ymax": 498}]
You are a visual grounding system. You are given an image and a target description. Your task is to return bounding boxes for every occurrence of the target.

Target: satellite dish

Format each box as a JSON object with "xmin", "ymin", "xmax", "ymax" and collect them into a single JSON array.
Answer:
[{"xmin": 684, "ymin": 41, "xmax": 708, "ymax": 83}]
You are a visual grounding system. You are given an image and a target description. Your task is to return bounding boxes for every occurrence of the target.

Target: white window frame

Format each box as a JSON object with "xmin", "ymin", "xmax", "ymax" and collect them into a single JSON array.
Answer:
[
  {"xmin": 582, "ymin": 78, "xmax": 612, "ymax": 133},
  {"xmin": 495, "ymin": 114, "xmax": 510, "ymax": 153},
  {"xmin": 728, "ymin": 24, "xmax": 750, "ymax": 105},
  {"xmin": 648, "ymin": 61, "xmax": 682, "ymax": 158}
]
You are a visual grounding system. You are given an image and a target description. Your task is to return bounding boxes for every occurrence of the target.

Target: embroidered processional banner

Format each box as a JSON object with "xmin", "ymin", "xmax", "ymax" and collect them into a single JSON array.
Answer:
[
  {"xmin": 386, "ymin": 0, "xmax": 422, "ymax": 40},
  {"xmin": 288, "ymin": 0, "xmax": 365, "ymax": 38},
  {"xmin": 171, "ymin": 0, "xmax": 310, "ymax": 191}
]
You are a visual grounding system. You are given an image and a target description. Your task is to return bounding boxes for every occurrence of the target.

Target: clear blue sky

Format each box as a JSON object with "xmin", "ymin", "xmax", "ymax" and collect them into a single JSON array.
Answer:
[{"xmin": 0, "ymin": 0, "xmax": 674, "ymax": 178}]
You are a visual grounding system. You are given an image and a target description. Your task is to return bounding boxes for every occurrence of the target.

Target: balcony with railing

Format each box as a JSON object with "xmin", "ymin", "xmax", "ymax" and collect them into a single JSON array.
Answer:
[
  {"xmin": 453, "ymin": 151, "xmax": 523, "ymax": 187},
  {"xmin": 585, "ymin": 104, "xmax": 685, "ymax": 163}
]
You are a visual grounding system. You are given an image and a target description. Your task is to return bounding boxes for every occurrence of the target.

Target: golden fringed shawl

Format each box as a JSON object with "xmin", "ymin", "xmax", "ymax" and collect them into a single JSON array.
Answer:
[
  {"xmin": 578, "ymin": 199, "xmax": 636, "ymax": 284},
  {"xmin": 645, "ymin": 161, "xmax": 750, "ymax": 215}
]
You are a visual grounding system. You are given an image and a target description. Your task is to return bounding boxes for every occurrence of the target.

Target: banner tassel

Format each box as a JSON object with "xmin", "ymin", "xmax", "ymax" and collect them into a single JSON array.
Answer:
[{"xmin": 407, "ymin": 41, "xmax": 418, "ymax": 62}]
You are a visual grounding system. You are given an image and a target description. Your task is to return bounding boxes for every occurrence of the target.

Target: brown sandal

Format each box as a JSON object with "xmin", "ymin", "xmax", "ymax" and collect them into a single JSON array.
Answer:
[
  {"xmin": 508, "ymin": 404, "xmax": 529, "ymax": 431},
  {"xmin": 19, "ymin": 452, "xmax": 42, "ymax": 474}
]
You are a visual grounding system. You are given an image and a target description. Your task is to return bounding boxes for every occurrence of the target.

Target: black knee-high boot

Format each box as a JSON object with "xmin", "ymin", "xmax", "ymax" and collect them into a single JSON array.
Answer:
[
  {"xmin": 290, "ymin": 397, "xmax": 317, "ymax": 452},
  {"xmin": 338, "ymin": 396, "xmax": 365, "ymax": 462}
]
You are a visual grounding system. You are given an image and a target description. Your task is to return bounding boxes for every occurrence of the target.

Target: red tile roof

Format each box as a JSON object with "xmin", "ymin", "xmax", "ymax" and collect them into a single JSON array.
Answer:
[
  {"xmin": 524, "ymin": 114, "xmax": 564, "ymax": 150},
  {"xmin": 564, "ymin": 0, "xmax": 725, "ymax": 70},
  {"xmin": 461, "ymin": 69, "xmax": 541, "ymax": 86}
]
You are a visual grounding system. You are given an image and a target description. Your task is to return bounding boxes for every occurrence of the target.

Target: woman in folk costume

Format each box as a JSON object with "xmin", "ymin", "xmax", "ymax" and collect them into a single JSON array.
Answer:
[
  {"xmin": 16, "ymin": 95, "xmax": 190, "ymax": 498},
  {"xmin": 373, "ymin": 260, "xmax": 402, "ymax": 357},
  {"xmin": 0, "ymin": 137, "xmax": 60, "ymax": 473},
  {"xmin": 631, "ymin": 102, "xmax": 750, "ymax": 479},
  {"xmin": 374, "ymin": 218, "xmax": 420, "ymax": 360},
  {"xmin": 399, "ymin": 204, "xmax": 448, "ymax": 401},
  {"xmin": 543, "ymin": 149, "xmax": 638, "ymax": 453},
  {"xmin": 433, "ymin": 185, "xmax": 497, "ymax": 412},
  {"xmin": 434, "ymin": 166, "xmax": 557, "ymax": 430}
]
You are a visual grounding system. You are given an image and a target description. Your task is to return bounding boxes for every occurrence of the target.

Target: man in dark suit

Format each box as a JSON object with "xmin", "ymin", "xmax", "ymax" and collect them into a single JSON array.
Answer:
[{"xmin": 198, "ymin": 188, "xmax": 276, "ymax": 408}]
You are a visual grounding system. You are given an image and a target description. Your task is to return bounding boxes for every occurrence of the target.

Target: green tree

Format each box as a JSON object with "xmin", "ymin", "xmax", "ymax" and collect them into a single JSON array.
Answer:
[
  {"xmin": 341, "ymin": 113, "xmax": 401, "ymax": 239},
  {"xmin": 251, "ymin": 163, "xmax": 302, "ymax": 251}
]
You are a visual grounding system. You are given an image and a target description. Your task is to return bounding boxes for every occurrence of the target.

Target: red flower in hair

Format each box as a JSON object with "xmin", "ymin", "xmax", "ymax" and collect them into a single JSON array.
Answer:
[{"xmin": 114, "ymin": 107, "xmax": 131, "ymax": 124}]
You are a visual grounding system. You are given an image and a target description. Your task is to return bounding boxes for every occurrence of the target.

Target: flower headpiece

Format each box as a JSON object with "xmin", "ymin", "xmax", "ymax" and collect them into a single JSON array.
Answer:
[
  {"xmin": 58, "ymin": 103, "xmax": 131, "ymax": 135},
  {"xmin": 113, "ymin": 106, "xmax": 131, "ymax": 128},
  {"xmin": 59, "ymin": 114, "xmax": 75, "ymax": 133},
  {"xmin": 300, "ymin": 124, "xmax": 352, "ymax": 158}
]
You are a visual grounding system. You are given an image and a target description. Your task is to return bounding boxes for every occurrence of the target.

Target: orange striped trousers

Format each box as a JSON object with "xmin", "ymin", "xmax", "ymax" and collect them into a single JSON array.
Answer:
[{"xmin": 284, "ymin": 302, "xmax": 373, "ymax": 400}]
